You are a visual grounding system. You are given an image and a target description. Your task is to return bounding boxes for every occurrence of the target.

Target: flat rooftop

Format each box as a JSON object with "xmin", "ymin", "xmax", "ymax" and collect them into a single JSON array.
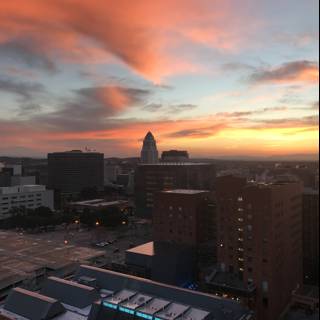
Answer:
[
  {"xmin": 70, "ymin": 199, "xmax": 129, "ymax": 208},
  {"xmin": 139, "ymin": 163, "xmax": 211, "ymax": 166},
  {"xmin": 0, "ymin": 231, "xmax": 105, "ymax": 294},
  {"xmin": 293, "ymin": 285, "xmax": 319, "ymax": 300},
  {"xmin": 162, "ymin": 190, "xmax": 209, "ymax": 195},
  {"xmin": 206, "ymin": 270, "xmax": 256, "ymax": 295},
  {"xmin": 77, "ymin": 265, "xmax": 253, "ymax": 320},
  {"xmin": 284, "ymin": 310, "xmax": 319, "ymax": 320},
  {"xmin": 126, "ymin": 242, "xmax": 154, "ymax": 256},
  {"xmin": 0, "ymin": 265, "xmax": 253, "ymax": 320},
  {"xmin": 0, "ymin": 185, "xmax": 46, "ymax": 195}
]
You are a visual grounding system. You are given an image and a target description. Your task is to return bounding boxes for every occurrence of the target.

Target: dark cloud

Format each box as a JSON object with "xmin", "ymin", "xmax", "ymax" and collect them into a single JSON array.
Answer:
[
  {"xmin": 249, "ymin": 60, "xmax": 319, "ymax": 84},
  {"xmin": 17, "ymin": 103, "xmax": 42, "ymax": 117},
  {"xmin": 34, "ymin": 86, "xmax": 150, "ymax": 132},
  {"xmin": 0, "ymin": 39, "xmax": 58, "ymax": 73},
  {"xmin": 222, "ymin": 62, "xmax": 256, "ymax": 71},
  {"xmin": 143, "ymin": 103, "xmax": 163, "ymax": 112},
  {"xmin": 250, "ymin": 115, "xmax": 319, "ymax": 129},
  {"xmin": 216, "ymin": 107, "xmax": 287, "ymax": 118},
  {"xmin": 0, "ymin": 77, "xmax": 45, "ymax": 100},
  {"xmin": 167, "ymin": 124, "xmax": 226, "ymax": 138},
  {"xmin": 143, "ymin": 103, "xmax": 197, "ymax": 114},
  {"xmin": 169, "ymin": 104, "xmax": 197, "ymax": 114}
]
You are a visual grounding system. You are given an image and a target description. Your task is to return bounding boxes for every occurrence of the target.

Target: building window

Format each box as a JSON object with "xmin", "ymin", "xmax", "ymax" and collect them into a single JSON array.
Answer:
[{"xmin": 262, "ymin": 281, "xmax": 268, "ymax": 293}]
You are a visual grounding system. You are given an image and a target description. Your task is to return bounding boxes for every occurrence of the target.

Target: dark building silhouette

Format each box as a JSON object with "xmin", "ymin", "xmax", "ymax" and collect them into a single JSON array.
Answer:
[
  {"xmin": 140, "ymin": 132, "xmax": 159, "ymax": 164},
  {"xmin": 125, "ymin": 241, "xmax": 197, "ymax": 286},
  {"xmin": 134, "ymin": 163, "xmax": 216, "ymax": 216},
  {"xmin": 303, "ymin": 188, "xmax": 319, "ymax": 286},
  {"xmin": 161, "ymin": 150, "xmax": 189, "ymax": 162},
  {"xmin": 0, "ymin": 168, "xmax": 13, "ymax": 187},
  {"xmin": 213, "ymin": 176, "xmax": 303, "ymax": 320},
  {"xmin": 48, "ymin": 150, "xmax": 104, "ymax": 196}
]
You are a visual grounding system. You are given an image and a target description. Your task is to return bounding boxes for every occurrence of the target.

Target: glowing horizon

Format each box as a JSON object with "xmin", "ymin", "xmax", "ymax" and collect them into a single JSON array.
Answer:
[{"xmin": 0, "ymin": 0, "xmax": 318, "ymax": 159}]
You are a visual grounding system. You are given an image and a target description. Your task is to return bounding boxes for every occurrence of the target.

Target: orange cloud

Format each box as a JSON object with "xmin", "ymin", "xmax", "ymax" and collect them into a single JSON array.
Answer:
[
  {"xmin": 0, "ymin": 0, "xmax": 259, "ymax": 81},
  {"xmin": 0, "ymin": 113, "xmax": 318, "ymax": 157}
]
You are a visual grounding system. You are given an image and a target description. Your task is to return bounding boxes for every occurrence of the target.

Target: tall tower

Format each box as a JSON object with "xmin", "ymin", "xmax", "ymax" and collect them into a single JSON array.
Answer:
[{"xmin": 140, "ymin": 132, "xmax": 159, "ymax": 164}]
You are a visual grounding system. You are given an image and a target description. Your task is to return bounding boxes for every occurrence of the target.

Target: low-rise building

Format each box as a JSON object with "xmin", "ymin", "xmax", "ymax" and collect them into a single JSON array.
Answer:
[
  {"xmin": 0, "ymin": 265, "xmax": 254, "ymax": 320},
  {"xmin": 68, "ymin": 199, "xmax": 130, "ymax": 213},
  {"xmin": 0, "ymin": 185, "xmax": 54, "ymax": 219}
]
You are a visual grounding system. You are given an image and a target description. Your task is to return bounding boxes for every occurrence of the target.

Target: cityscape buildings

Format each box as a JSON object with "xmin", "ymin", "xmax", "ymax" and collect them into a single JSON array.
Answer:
[
  {"xmin": 0, "ymin": 265, "xmax": 254, "ymax": 320},
  {"xmin": 0, "ymin": 0, "xmax": 318, "ymax": 319},
  {"xmin": 0, "ymin": 164, "xmax": 35, "ymax": 188},
  {"xmin": 134, "ymin": 163, "xmax": 216, "ymax": 216}
]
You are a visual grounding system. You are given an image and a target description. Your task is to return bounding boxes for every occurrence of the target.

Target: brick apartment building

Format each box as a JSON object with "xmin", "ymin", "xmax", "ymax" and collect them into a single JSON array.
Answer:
[{"xmin": 213, "ymin": 176, "xmax": 303, "ymax": 320}]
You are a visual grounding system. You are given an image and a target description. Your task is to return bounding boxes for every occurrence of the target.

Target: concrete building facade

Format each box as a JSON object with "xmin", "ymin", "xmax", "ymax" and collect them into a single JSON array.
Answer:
[{"xmin": 0, "ymin": 185, "xmax": 54, "ymax": 219}]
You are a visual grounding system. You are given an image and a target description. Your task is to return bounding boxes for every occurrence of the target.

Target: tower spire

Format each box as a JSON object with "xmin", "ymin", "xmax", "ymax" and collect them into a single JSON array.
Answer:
[{"xmin": 140, "ymin": 131, "xmax": 159, "ymax": 164}]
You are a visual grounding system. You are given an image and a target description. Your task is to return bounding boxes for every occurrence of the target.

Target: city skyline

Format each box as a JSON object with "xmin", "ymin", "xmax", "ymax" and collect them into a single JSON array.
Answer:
[{"xmin": 0, "ymin": 1, "xmax": 319, "ymax": 158}]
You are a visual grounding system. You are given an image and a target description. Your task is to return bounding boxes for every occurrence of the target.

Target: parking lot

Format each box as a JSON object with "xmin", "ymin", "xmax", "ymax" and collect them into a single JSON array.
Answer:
[{"xmin": 27, "ymin": 217, "xmax": 152, "ymax": 265}]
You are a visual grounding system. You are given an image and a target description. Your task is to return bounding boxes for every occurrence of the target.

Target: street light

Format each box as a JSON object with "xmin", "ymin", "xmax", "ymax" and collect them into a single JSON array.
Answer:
[{"xmin": 95, "ymin": 221, "xmax": 100, "ymax": 226}]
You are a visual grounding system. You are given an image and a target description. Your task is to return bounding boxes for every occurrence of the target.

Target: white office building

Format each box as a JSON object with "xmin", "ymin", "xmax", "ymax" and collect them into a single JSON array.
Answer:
[{"xmin": 0, "ymin": 185, "xmax": 54, "ymax": 219}]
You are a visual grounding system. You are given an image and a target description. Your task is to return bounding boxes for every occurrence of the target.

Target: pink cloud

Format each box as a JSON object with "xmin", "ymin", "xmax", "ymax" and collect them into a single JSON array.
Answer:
[{"xmin": 0, "ymin": 0, "xmax": 261, "ymax": 81}]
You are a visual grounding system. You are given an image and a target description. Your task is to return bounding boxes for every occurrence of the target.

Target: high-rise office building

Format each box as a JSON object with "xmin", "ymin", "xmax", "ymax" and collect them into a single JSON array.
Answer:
[
  {"xmin": 213, "ymin": 176, "xmax": 303, "ymax": 320},
  {"xmin": 303, "ymin": 188, "xmax": 319, "ymax": 286},
  {"xmin": 140, "ymin": 132, "xmax": 159, "ymax": 164},
  {"xmin": 134, "ymin": 163, "xmax": 216, "ymax": 216},
  {"xmin": 48, "ymin": 150, "xmax": 104, "ymax": 195}
]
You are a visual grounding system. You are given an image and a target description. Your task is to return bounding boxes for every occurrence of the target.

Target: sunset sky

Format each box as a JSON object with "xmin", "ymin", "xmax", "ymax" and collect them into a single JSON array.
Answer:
[{"xmin": 0, "ymin": 0, "xmax": 319, "ymax": 158}]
